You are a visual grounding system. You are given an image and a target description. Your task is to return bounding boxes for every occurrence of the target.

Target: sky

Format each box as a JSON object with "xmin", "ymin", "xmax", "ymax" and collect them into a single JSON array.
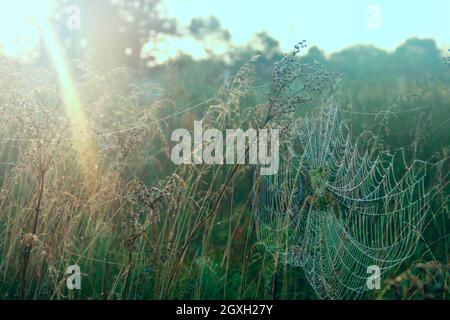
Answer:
[
  {"xmin": 0, "ymin": 0, "xmax": 448, "ymax": 64},
  {"xmin": 162, "ymin": 0, "xmax": 450, "ymax": 55}
]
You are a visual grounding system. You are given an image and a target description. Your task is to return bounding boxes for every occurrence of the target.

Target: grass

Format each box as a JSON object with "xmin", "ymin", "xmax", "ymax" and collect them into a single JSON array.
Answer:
[{"xmin": 0, "ymin": 46, "xmax": 448, "ymax": 300}]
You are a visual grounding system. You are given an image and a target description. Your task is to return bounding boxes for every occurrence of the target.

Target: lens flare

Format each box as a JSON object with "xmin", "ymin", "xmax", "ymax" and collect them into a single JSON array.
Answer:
[
  {"xmin": 15, "ymin": 4, "xmax": 102, "ymax": 189},
  {"xmin": 40, "ymin": 21, "xmax": 99, "ymax": 177}
]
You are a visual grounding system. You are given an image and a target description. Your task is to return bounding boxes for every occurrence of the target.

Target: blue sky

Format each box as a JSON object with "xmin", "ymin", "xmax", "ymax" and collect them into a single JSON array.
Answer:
[
  {"xmin": 0, "ymin": 0, "xmax": 448, "ymax": 63},
  {"xmin": 163, "ymin": 0, "xmax": 450, "ymax": 54}
]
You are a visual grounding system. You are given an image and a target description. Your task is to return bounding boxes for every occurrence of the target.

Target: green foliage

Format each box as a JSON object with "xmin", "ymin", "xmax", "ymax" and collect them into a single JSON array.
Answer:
[{"xmin": 0, "ymin": 37, "xmax": 449, "ymax": 300}]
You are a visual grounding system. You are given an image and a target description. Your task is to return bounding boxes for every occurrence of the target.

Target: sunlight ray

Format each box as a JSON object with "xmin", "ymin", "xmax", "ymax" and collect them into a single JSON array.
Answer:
[{"xmin": 38, "ymin": 19, "xmax": 100, "ymax": 187}]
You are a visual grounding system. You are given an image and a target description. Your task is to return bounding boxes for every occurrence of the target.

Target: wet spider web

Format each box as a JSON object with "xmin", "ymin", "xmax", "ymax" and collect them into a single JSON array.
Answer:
[{"xmin": 253, "ymin": 104, "xmax": 440, "ymax": 299}]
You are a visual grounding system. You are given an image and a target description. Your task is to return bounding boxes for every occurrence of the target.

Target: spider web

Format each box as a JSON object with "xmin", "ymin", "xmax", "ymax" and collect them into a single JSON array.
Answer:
[{"xmin": 253, "ymin": 104, "xmax": 439, "ymax": 299}]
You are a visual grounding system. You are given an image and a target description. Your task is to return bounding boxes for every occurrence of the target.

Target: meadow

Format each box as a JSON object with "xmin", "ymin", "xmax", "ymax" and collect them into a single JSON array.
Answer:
[{"xmin": 0, "ymin": 8, "xmax": 449, "ymax": 299}]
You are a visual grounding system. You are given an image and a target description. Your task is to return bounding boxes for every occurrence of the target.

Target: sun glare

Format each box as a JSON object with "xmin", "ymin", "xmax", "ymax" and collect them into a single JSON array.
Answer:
[
  {"xmin": 0, "ymin": 0, "xmax": 51, "ymax": 61},
  {"xmin": 39, "ymin": 21, "xmax": 100, "ymax": 185},
  {"xmin": 0, "ymin": 0, "xmax": 100, "ymax": 187}
]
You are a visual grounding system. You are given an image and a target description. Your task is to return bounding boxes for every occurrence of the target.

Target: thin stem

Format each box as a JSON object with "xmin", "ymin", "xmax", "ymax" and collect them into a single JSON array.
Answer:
[{"xmin": 21, "ymin": 169, "xmax": 45, "ymax": 299}]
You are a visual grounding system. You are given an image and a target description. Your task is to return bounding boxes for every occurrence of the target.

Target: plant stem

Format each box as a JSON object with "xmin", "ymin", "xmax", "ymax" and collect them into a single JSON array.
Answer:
[{"xmin": 21, "ymin": 170, "xmax": 45, "ymax": 299}]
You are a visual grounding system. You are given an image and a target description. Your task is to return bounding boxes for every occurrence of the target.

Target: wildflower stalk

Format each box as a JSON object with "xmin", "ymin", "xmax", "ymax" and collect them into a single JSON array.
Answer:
[
  {"xmin": 123, "ymin": 250, "xmax": 133, "ymax": 298},
  {"xmin": 20, "ymin": 169, "xmax": 46, "ymax": 299},
  {"xmin": 165, "ymin": 45, "xmax": 306, "ymax": 296}
]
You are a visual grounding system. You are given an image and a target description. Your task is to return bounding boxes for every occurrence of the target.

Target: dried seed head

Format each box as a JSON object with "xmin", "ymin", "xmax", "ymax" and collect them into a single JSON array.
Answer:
[{"xmin": 20, "ymin": 233, "xmax": 38, "ymax": 248}]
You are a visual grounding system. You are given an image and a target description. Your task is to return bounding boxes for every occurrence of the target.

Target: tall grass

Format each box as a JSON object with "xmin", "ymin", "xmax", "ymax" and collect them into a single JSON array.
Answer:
[{"xmin": 0, "ymin": 48, "xmax": 448, "ymax": 300}]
